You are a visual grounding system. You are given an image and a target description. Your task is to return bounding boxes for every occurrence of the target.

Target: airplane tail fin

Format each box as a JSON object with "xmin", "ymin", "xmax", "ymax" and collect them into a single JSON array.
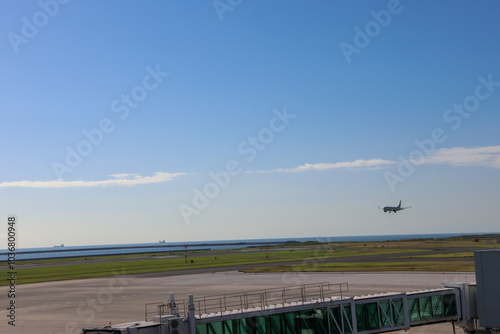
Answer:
[{"xmin": 398, "ymin": 200, "xmax": 401, "ymax": 208}]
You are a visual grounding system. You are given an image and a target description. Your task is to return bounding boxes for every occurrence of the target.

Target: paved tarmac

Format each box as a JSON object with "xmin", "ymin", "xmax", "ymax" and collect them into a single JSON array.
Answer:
[{"xmin": 0, "ymin": 270, "xmax": 475, "ymax": 334}]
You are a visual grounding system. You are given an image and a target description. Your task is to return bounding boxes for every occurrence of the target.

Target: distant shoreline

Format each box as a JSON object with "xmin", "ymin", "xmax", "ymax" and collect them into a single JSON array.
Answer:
[
  {"xmin": 2, "ymin": 234, "xmax": 498, "ymax": 285},
  {"xmin": 3, "ymin": 232, "xmax": 497, "ymax": 262},
  {"xmin": 1, "ymin": 241, "xmax": 285, "ymax": 256}
]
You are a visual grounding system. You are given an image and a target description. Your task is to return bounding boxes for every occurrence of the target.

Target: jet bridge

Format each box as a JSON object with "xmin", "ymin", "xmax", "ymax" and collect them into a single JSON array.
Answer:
[
  {"xmin": 190, "ymin": 284, "xmax": 461, "ymax": 334},
  {"xmin": 83, "ymin": 282, "xmax": 470, "ymax": 334}
]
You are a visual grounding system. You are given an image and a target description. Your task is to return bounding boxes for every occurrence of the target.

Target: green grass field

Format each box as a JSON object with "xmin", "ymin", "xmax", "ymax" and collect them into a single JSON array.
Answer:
[
  {"xmin": 2, "ymin": 247, "xmax": 426, "ymax": 285},
  {"xmin": 2, "ymin": 235, "xmax": 497, "ymax": 285},
  {"xmin": 391, "ymin": 252, "xmax": 475, "ymax": 259},
  {"xmin": 243, "ymin": 261, "xmax": 476, "ymax": 273}
]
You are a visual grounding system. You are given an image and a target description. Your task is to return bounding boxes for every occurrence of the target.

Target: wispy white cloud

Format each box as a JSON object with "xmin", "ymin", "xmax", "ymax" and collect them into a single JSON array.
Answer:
[
  {"xmin": 246, "ymin": 145, "xmax": 500, "ymax": 175},
  {"xmin": 0, "ymin": 172, "xmax": 186, "ymax": 188},
  {"xmin": 109, "ymin": 173, "xmax": 139, "ymax": 179},
  {"xmin": 416, "ymin": 145, "xmax": 500, "ymax": 168},
  {"xmin": 247, "ymin": 159, "xmax": 396, "ymax": 174}
]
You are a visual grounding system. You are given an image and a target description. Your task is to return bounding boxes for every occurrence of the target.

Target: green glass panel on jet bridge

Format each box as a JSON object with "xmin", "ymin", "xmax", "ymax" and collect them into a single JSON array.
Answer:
[
  {"xmin": 196, "ymin": 309, "xmax": 332, "ymax": 334},
  {"xmin": 379, "ymin": 301, "xmax": 392, "ymax": 327},
  {"xmin": 443, "ymin": 294, "xmax": 458, "ymax": 317},
  {"xmin": 208, "ymin": 321, "xmax": 224, "ymax": 334},
  {"xmin": 255, "ymin": 312, "xmax": 296, "ymax": 334},
  {"xmin": 227, "ymin": 316, "xmax": 265, "ymax": 334},
  {"xmin": 196, "ymin": 323, "xmax": 208, "ymax": 334},
  {"xmin": 255, "ymin": 316, "xmax": 266, "ymax": 333},
  {"xmin": 328, "ymin": 305, "xmax": 353, "ymax": 334},
  {"xmin": 407, "ymin": 296, "xmax": 434, "ymax": 321},
  {"xmin": 407, "ymin": 293, "xmax": 458, "ymax": 324},
  {"xmin": 196, "ymin": 318, "xmax": 258, "ymax": 334},
  {"xmin": 379, "ymin": 299, "xmax": 406, "ymax": 327},
  {"xmin": 283, "ymin": 311, "xmax": 297, "ymax": 334},
  {"xmin": 223, "ymin": 319, "xmax": 246, "ymax": 334},
  {"xmin": 356, "ymin": 302, "xmax": 379, "ymax": 331},
  {"xmin": 431, "ymin": 295, "xmax": 445, "ymax": 317},
  {"xmin": 419, "ymin": 297, "xmax": 433, "ymax": 321},
  {"xmin": 268, "ymin": 314, "xmax": 282, "ymax": 334},
  {"xmin": 270, "ymin": 308, "xmax": 329, "ymax": 334},
  {"xmin": 299, "ymin": 309, "xmax": 328, "ymax": 334},
  {"xmin": 408, "ymin": 298, "xmax": 420, "ymax": 322},
  {"xmin": 392, "ymin": 299, "xmax": 405, "ymax": 325}
]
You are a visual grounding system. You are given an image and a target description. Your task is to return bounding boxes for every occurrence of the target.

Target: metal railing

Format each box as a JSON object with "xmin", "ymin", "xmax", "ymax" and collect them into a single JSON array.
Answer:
[
  {"xmin": 145, "ymin": 300, "xmax": 187, "ymax": 321},
  {"xmin": 145, "ymin": 282, "xmax": 348, "ymax": 320},
  {"xmin": 188, "ymin": 282, "xmax": 348, "ymax": 317}
]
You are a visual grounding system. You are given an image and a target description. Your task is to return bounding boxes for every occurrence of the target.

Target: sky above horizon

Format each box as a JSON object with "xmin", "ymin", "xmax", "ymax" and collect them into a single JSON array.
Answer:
[{"xmin": 1, "ymin": 1, "xmax": 500, "ymax": 247}]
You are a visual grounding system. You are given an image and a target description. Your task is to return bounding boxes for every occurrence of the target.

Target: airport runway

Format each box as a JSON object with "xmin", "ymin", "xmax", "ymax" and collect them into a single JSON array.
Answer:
[{"xmin": 0, "ymin": 270, "xmax": 475, "ymax": 334}]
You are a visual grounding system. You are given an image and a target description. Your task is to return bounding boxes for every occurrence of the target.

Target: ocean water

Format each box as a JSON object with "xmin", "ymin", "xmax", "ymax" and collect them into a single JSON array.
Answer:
[{"xmin": 1, "ymin": 233, "xmax": 487, "ymax": 261}]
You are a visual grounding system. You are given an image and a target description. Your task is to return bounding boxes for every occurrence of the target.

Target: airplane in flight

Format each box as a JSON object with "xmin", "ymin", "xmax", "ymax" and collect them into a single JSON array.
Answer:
[{"xmin": 379, "ymin": 200, "xmax": 411, "ymax": 213}]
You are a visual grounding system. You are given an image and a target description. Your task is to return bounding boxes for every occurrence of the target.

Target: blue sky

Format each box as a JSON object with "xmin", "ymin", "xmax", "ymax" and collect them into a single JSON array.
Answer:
[{"xmin": 1, "ymin": 0, "xmax": 499, "ymax": 247}]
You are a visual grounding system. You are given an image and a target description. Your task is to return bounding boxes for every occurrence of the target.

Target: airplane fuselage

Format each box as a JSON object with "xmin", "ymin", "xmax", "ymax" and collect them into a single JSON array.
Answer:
[
  {"xmin": 380, "ymin": 200, "xmax": 410, "ymax": 213},
  {"xmin": 382, "ymin": 206, "xmax": 402, "ymax": 213}
]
